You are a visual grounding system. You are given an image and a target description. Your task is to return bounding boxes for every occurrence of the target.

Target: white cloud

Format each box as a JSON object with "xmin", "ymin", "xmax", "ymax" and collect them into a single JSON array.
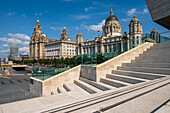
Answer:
[
  {"xmin": 127, "ymin": 8, "xmax": 148, "ymax": 16},
  {"xmin": 0, "ymin": 37, "xmax": 22, "ymax": 44},
  {"xmin": 84, "ymin": 7, "xmax": 96, "ymax": 12},
  {"xmin": 75, "ymin": 26, "xmax": 79, "ymax": 30},
  {"xmin": 83, "ymin": 20, "xmax": 105, "ymax": 31},
  {"xmin": 19, "ymin": 47, "xmax": 29, "ymax": 52},
  {"xmin": 7, "ymin": 12, "xmax": 16, "ymax": 16},
  {"xmin": 88, "ymin": 19, "xmax": 105, "ymax": 31},
  {"xmin": 49, "ymin": 26, "xmax": 62, "ymax": 30},
  {"xmin": 127, "ymin": 8, "xmax": 136, "ymax": 16},
  {"xmin": 21, "ymin": 13, "xmax": 26, "ymax": 17},
  {"xmin": 143, "ymin": 8, "xmax": 148, "ymax": 13},
  {"xmin": 35, "ymin": 12, "xmax": 43, "ymax": 16},
  {"xmin": 0, "ymin": 35, "xmax": 29, "ymax": 46},
  {"xmin": 2, "ymin": 44, "xmax": 8, "ymax": 47},
  {"xmin": 8, "ymin": 33, "xmax": 30, "ymax": 40},
  {"xmin": 74, "ymin": 15, "xmax": 90, "ymax": 19},
  {"xmin": 0, "ymin": 49, "xmax": 9, "ymax": 53},
  {"xmin": 121, "ymin": 18, "xmax": 131, "ymax": 22},
  {"xmin": 23, "ymin": 41, "xmax": 30, "ymax": 45},
  {"xmin": 49, "ymin": 26, "xmax": 57, "ymax": 30}
]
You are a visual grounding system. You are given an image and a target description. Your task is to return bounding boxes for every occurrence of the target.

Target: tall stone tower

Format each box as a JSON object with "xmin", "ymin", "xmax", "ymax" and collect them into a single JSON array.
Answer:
[
  {"xmin": 150, "ymin": 28, "xmax": 160, "ymax": 43},
  {"xmin": 129, "ymin": 16, "xmax": 143, "ymax": 48},
  {"xmin": 60, "ymin": 27, "xmax": 68, "ymax": 40},
  {"xmin": 129, "ymin": 16, "xmax": 143, "ymax": 35},
  {"xmin": 29, "ymin": 19, "xmax": 49, "ymax": 60},
  {"xmin": 76, "ymin": 32, "xmax": 83, "ymax": 44}
]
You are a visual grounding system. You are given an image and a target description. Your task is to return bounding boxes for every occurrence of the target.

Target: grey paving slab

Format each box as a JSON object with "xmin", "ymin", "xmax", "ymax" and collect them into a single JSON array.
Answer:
[{"xmin": 0, "ymin": 76, "xmax": 36, "ymax": 105}]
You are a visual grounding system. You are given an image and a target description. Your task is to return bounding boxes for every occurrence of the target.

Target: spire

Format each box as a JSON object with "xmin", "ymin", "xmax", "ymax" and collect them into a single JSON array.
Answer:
[
  {"xmin": 37, "ymin": 18, "xmax": 39, "ymax": 23},
  {"xmin": 62, "ymin": 27, "xmax": 66, "ymax": 33},
  {"xmin": 110, "ymin": 8, "xmax": 113, "ymax": 15}
]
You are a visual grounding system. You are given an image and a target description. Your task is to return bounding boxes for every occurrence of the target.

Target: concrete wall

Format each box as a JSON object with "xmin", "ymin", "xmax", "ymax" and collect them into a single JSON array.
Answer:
[
  {"xmin": 80, "ymin": 65, "xmax": 97, "ymax": 81},
  {"xmin": 30, "ymin": 65, "xmax": 81, "ymax": 96},
  {"xmin": 30, "ymin": 77, "xmax": 43, "ymax": 96},
  {"xmin": 80, "ymin": 42, "xmax": 154, "ymax": 82}
]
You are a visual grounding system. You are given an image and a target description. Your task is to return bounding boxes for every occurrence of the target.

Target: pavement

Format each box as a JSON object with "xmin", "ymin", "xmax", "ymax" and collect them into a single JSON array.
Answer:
[
  {"xmin": 0, "ymin": 76, "xmax": 36, "ymax": 104},
  {"xmin": 0, "ymin": 77, "xmax": 169, "ymax": 113}
]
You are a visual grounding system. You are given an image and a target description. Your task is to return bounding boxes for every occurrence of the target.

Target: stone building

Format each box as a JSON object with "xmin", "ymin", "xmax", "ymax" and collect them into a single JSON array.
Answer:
[
  {"xmin": 150, "ymin": 28, "xmax": 160, "ymax": 43},
  {"xmin": 76, "ymin": 10, "xmax": 145, "ymax": 56},
  {"xmin": 45, "ymin": 27, "xmax": 76, "ymax": 59},
  {"xmin": 29, "ymin": 19, "xmax": 54, "ymax": 60}
]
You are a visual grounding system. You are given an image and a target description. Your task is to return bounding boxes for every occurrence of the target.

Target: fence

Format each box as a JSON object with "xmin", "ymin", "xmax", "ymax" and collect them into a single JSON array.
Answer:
[
  {"xmin": 81, "ymin": 36, "xmax": 156, "ymax": 65},
  {"xmin": 32, "ymin": 66, "xmax": 69, "ymax": 80}
]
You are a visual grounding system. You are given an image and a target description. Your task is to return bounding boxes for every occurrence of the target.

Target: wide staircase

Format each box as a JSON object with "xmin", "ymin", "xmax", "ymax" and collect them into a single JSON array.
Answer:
[
  {"xmin": 4, "ymin": 42, "xmax": 169, "ymax": 113},
  {"xmin": 48, "ymin": 42, "xmax": 170, "ymax": 96},
  {"xmin": 34, "ymin": 42, "xmax": 170, "ymax": 113}
]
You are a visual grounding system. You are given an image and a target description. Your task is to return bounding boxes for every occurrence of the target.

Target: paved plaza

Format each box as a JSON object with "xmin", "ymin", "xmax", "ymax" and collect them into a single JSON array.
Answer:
[{"xmin": 0, "ymin": 76, "xmax": 36, "ymax": 104}]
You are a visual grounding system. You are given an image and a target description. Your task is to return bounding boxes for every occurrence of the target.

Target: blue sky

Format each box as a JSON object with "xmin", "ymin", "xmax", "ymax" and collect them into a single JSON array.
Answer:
[{"xmin": 0, "ymin": 0, "xmax": 169, "ymax": 59}]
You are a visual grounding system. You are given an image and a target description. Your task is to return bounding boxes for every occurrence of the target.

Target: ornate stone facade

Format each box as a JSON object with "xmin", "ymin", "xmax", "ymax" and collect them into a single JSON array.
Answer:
[
  {"xmin": 102, "ymin": 9, "xmax": 122, "ymax": 37},
  {"xmin": 45, "ymin": 27, "xmax": 76, "ymax": 59},
  {"xmin": 76, "ymin": 10, "xmax": 152, "ymax": 56},
  {"xmin": 29, "ymin": 19, "xmax": 54, "ymax": 60},
  {"xmin": 150, "ymin": 29, "xmax": 160, "ymax": 43}
]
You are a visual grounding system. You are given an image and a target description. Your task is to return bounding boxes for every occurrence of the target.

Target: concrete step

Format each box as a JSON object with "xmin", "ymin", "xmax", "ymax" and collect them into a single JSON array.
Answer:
[
  {"xmin": 74, "ymin": 80, "xmax": 102, "ymax": 94},
  {"xmin": 134, "ymin": 56, "xmax": 170, "ymax": 61},
  {"xmin": 112, "ymin": 70, "xmax": 165, "ymax": 80},
  {"xmin": 100, "ymin": 78, "xmax": 127, "ymax": 88},
  {"xmin": 48, "ymin": 76, "xmax": 170, "ymax": 113},
  {"xmin": 57, "ymin": 87, "xmax": 67, "ymax": 93},
  {"xmin": 118, "ymin": 66, "xmax": 170, "ymax": 75},
  {"xmin": 63, "ymin": 84, "xmax": 71, "ymax": 92},
  {"xmin": 132, "ymin": 59, "xmax": 170, "ymax": 63},
  {"xmin": 122, "ymin": 63, "xmax": 170, "ymax": 68},
  {"xmin": 135, "ymin": 55, "xmax": 170, "ymax": 61},
  {"xmin": 152, "ymin": 41, "xmax": 170, "ymax": 48},
  {"xmin": 139, "ymin": 49, "xmax": 170, "ymax": 55},
  {"xmin": 148, "ymin": 44, "xmax": 170, "ymax": 50},
  {"xmin": 106, "ymin": 74, "xmax": 144, "ymax": 84},
  {"xmin": 79, "ymin": 77, "xmax": 110, "ymax": 91},
  {"xmin": 64, "ymin": 83, "xmax": 90, "ymax": 95},
  {"xmin": 25, "ymin": 76, "xmax": 169, "ymax": 113},
  {"xmin": 98, "ymin": 82, "xmax": 118, "ymax": 90}
]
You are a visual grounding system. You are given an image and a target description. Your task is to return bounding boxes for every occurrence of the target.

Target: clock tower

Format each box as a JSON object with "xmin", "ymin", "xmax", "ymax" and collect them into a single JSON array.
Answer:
[{"xmin": 29, "ymin": 19, "xmax": 49, "ymax": 60}]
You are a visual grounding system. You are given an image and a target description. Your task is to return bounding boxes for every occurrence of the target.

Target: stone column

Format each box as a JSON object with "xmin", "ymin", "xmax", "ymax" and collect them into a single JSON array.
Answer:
[
  {"xmin": 108, "ymin": 26, "xmax": 110, "ymax": 33},
  {"xmin": 101, "ymin": 43, "xmax": 104, "ymax": 53},
  {"xmin": 35, "ymin": 43, "xmax": 37, "ymax": 60},
  {"xmin": 39, "ymin": 43, "xmax": 42, "ymax": 59},
  {"xmin": 111, "ymin": 44, "xmax": 114, "ymax": 52},
  {"xmin": 121, "ymin": 41, "xmax": 124, "ymax": 52},
  {"xmin": 95, "ymin": 45, "xmax": 97, "ymax": 54},
  {"xmin": 81, "ymin": 46, "xmax": 84, "ymax": 55},
  {"xmin": 127, "ymin": 39, "xmax": 130, "ymax": 51},
  {"xmin": 31, "ymin": 44, "xmax": 34, "ymax": 60}
]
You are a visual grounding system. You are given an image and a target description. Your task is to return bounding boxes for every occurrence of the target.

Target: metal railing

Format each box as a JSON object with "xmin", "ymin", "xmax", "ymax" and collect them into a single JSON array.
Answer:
[{"xmin": 32, "ymin": 66, "xmax": 70, "ymax": 80}]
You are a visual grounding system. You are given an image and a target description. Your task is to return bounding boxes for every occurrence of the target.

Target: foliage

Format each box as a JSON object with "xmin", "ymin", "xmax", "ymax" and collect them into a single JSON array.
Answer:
[{"xmin": 12, "ymin": 56, "xmax": 82, "ymax": 66}]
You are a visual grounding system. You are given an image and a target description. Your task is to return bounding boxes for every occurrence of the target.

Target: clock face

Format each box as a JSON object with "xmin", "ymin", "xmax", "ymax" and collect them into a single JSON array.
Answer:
[{"xmin": 38, "ymin": 30, "xmax": 41, "ymax": 33}]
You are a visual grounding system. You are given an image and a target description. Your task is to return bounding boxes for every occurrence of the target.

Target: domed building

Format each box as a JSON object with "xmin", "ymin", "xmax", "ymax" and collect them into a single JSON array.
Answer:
[
  {"xmin": 76, "ymin": 9, "xmax": 159, "ymax": 56},
  {"xmin": 102, "ymin": 9, "xmax": 122, "ymax": 37}
]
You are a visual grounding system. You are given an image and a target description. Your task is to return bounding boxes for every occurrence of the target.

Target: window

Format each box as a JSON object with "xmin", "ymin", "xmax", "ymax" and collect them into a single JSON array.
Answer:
[{"xmin": 137, "ymin": 40, "xmax": 139, "ymax": 44}]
